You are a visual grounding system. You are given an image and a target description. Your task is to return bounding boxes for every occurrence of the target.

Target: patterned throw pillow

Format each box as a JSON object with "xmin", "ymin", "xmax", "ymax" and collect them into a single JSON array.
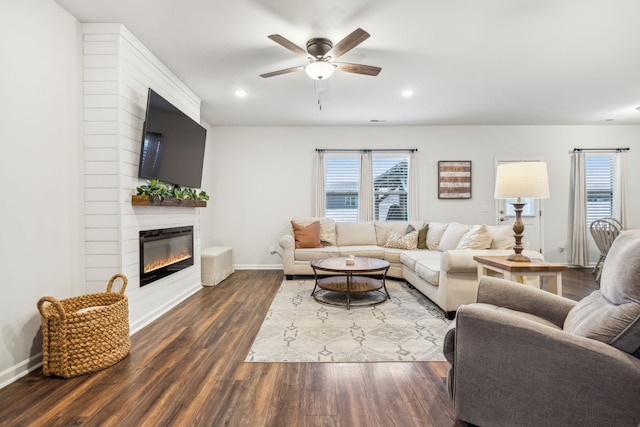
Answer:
[{"xmin": 384, "ymin": 230, "xmax": 419, "ymax": 250}]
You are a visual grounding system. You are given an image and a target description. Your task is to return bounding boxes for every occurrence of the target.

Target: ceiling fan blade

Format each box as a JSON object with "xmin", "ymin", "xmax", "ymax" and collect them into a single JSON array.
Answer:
[
  {"xmin": 260, "ymin": 65, "xmax": 306, "ymax": 78},
  {"xmin": 334, "ymin": 62, "xmax": 381, "ymax": 76},
  {"xmin": 267, "ymin": 34, "xmax": 311, "ymax": 59},
  {"xmin": 325, "ymin": 28, "xmax": 370, "ymax": 60}
]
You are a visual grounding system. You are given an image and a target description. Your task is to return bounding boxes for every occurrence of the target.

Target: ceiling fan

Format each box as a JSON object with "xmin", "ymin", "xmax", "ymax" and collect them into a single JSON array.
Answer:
[{"xmin": 260, "ymin": 28, "xmax": 381, "ymax": 81}]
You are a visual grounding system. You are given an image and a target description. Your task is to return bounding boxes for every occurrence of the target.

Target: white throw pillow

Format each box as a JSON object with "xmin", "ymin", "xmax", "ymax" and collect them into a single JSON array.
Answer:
[
  {"xmin": 486, "ymin": 225, "xmax": 515, "ymax": 249},
  {"xmin": 438, "ymin": 222, "xmax": 471, "ymax": 251},
  {"xmin": 456, "ymin": 225, "xmax": 493, "ymax": 249},
  {"xmin": 426, "ymin": 222, "xmax": 449, "ymax": 250}
]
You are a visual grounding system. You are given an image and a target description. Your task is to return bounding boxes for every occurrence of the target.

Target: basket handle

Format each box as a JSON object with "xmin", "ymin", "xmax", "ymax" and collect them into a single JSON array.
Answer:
[
  {"xmin": 107, "ymin": 274, "xmax": 128, "ymax": 294},
  {"xmin": 37, "ymin": 296, "xmax": 67, "ymax": 321}
]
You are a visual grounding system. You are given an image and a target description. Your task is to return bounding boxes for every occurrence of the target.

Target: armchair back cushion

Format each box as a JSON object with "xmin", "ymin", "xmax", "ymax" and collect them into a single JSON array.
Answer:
[{"xmin": 564, "ymin": 229, "xmax": 640, "ymax": 354}]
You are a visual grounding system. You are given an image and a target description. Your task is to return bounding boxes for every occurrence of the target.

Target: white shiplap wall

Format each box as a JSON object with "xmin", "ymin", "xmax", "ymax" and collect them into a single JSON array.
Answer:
[{"xmin": 83, "ymin": 23, "xmax": 203, "ymax": 333}]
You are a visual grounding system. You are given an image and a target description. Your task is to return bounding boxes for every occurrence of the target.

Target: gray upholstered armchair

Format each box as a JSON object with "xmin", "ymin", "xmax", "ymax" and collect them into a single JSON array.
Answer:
[{"xmin": 444, "ymin": 228, "xmax": 640, "ymax": 427}]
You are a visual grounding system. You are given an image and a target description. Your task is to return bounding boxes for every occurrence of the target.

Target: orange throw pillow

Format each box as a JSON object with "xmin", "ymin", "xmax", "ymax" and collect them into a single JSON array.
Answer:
[{"xmin": 291, "ymin": 220, "xmax": 323, "ymax": 249}]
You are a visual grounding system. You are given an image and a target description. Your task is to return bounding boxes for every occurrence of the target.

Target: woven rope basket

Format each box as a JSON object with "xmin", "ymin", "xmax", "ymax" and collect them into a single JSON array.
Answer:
[{"xmin": 37, "ymin": 274, "xmax": 130, "ymax": 378}]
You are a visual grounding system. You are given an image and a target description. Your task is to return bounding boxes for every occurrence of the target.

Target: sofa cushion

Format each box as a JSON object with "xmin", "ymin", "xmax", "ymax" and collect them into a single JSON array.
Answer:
[
  {"xmin": 400, "ymin": 250, "xmax": 436, "ymax": 270},
  {"xmin": 438, "ymin": 222, "xmax": 471, "ymax": 251},
  {"xmin": 291, "ymin": 220, "xmax": 322, "ymax": 249},
  {"xmin": 295, "ymin": 246, "xmax": 340, "ymax": 261},
  {"xmin": 457, "ymin": 225, "xmax": 492, "ymax": 250},
  {"xmin": 487, "ymin": 225, "xmax": 515, "ymax": 249},
  {"xmin": 415, "ymin": 258, "xmax": 441, "ymax": 286},
  {"xmin": 384, "ymin": 230, "xmax": 418, "ymax": 250},
  {"xmin": 427, "ymin": 222, "xmax": 449, "ymax": 250},
  {"xmin": 336, "ymin": 221, "xmax": 377, "ymax": 246},
  {"xmin": 292, "ymin": 216, "xmax": 336, "ymax": 246},
  {"xmin": 338, "ymin": 245, "xmax": 385, "ymax": 259},
  {"xmin": 383, "ymin": 248, "xmax": 404, "ymax": 263}
]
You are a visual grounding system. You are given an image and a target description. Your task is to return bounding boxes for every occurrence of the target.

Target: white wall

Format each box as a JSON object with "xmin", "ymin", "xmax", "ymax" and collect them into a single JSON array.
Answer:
[
  {"xmin": 0, "ymin": 8, "xmax": 208, "ymax": 387},
  {"xmin": 0, "ymin": 0, "xmax": 83, "ymax": 387},
  {"xmin": 202, "ymin": 126, "xmax": 640, "ymax": 266}
]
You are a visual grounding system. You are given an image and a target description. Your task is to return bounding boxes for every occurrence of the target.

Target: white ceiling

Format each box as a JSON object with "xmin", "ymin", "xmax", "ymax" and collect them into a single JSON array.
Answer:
[{"xmin": 55, "ymin": 0, "xmax": 640, "ymax": 126}]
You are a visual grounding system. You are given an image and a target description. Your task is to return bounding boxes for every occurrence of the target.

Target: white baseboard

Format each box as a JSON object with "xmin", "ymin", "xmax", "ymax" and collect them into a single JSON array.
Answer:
[
  {"xmin": 129, "ymin": 283, "xmax": 202, "ymax": 334},
  {"xmin": 0, "ymin": 353, "xmax": 43, "ymax": 390},
  {"xmin": 0, "ymin": 283, "xmax": 203, "ymax": 390},
  {"xmin": 234, "ymin": 264, "xmax": 282, "ymax": 270}
]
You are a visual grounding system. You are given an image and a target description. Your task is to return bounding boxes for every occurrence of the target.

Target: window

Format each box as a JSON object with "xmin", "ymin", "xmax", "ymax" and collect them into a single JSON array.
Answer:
[
  {"xmin": 325, "ymin": 156, "xmax": 359, "ymax": 222},
  {"xmin": 324, "ymin": 153, "xmax": 410, "ymax": 222},
  {"xmin": 373, "ymin": 157, "xmax": 408, "ymax": 221},
  {"xmin": 585, "ymin": 154, "xmax": 613, "ymax": 224}
]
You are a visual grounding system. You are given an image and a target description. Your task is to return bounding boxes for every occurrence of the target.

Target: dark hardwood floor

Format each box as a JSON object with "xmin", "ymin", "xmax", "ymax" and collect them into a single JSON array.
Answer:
[{"xmin": 0, "ymin": 268, "xmax": 598, "ymax": 427}]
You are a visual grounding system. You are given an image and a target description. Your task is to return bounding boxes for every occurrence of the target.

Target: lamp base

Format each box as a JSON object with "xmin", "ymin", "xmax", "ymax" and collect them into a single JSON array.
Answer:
[
  {"xmin": 506, "ymin": 253, "xmax": 531, "ymax": 262},
  {"xmin": 508, "ymin": 201, "xmax": 529, "ymax": 262}
]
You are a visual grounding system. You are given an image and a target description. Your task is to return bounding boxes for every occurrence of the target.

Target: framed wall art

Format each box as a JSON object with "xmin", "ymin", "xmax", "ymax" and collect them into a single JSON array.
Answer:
[{"xmin": 438, "ymin": 161, "xmax": 472, "ymax": 199}]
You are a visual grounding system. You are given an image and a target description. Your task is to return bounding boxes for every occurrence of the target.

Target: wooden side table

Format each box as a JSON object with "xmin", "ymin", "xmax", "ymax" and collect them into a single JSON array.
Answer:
[{"xmin": 473, "ymin": 256, "xmax": 568, "ymax": 296}]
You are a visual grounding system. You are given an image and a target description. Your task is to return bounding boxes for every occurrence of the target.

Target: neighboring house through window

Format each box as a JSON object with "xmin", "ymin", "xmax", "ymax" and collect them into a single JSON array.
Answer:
[{"xmin": 324, "ymin": 153, "xmax": 410, "ymax": 222}]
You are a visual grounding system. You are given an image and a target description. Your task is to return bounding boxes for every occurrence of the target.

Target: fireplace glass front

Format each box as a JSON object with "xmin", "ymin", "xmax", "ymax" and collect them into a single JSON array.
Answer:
[{"xmin": 139, "ymin": 226, "xmax": 194, "ymax": 286}]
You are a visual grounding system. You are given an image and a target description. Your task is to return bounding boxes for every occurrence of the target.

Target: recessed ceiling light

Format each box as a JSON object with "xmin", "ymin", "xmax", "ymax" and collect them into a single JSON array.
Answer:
[
  {"xmin": 234, "ymin": 89, "xmax": 248, "ymax": 97},
  {"xmin": 401, "ymin": 89, "xmax": 415, "ymax": 97}
]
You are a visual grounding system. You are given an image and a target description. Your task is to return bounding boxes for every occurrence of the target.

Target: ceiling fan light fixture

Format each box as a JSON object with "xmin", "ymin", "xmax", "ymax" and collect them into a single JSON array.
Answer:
[{"xmin": 305, "ymin": 61, "xmax": 335, "ymax": 80}]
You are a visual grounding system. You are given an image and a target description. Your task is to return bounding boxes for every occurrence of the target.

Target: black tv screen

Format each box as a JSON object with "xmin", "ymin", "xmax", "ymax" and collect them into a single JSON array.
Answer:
[{"xmin": 138, "ymin": 88, "xmax": 207, "ymax": 189}]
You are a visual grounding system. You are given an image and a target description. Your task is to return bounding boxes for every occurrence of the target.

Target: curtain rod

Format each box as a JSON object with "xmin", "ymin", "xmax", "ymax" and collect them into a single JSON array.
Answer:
[
  {"xmin": 316, "ymin": 148, "xmax": 417, "ymax": 153},
  {"xmin": 572, "ymin": 147, "xmax": 629, "ymax": 153}
]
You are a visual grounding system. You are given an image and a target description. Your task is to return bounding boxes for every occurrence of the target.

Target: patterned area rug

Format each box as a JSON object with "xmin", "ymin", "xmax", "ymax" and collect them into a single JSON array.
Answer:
[{"xmin": 245, "ymin": 278, "xmax": 451, "ymax": 362}]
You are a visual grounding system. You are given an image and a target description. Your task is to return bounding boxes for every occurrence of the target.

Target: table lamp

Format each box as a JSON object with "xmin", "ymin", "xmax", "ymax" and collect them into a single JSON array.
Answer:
[{"xmin": 494, "ymin": 161, "xmax": 550, "ymax": 262}]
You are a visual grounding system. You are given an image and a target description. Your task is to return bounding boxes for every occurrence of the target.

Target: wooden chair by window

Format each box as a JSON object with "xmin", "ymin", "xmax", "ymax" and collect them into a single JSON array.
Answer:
[{"xmin": 590, "ymin": 218, "xmax": 622, "ymax": 282}]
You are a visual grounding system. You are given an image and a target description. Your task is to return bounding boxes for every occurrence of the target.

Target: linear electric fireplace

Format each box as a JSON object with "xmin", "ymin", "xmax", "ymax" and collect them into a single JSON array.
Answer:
[{"xmin": 139, "ymin": 226, "xmax": 194, "ymax": 286}]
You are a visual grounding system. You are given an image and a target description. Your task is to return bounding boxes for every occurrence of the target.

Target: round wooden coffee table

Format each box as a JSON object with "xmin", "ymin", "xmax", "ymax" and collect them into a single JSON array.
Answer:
[{"xmin": 310, "ymin": 257, "xmax": 390, "ymax": 309}]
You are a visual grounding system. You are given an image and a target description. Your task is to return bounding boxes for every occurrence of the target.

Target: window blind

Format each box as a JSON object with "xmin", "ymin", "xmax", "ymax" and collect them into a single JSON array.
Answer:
[
  {"xmin": 585, "ymin": 155, "xmax": 613, "ymax": 224},
  {"xmin": 324, "ymin": 154, "xmax": 411, "ymax": 222},
  {"xmin": 325, "ymin": 156, "xmax": 360, "ymax": 222}
]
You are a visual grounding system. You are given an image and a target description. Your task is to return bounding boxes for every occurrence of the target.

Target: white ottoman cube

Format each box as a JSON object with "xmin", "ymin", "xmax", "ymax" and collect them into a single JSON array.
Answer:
[{"xmin": 201, "ymin": 246, "xmax": 233, "ymax": 286}]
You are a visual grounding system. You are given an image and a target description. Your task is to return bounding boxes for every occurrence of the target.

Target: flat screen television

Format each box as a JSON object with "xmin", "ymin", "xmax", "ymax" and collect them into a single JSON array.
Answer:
[{"xmin": 138, "ymin": 88, "xmax": 207, "ymax": 189}]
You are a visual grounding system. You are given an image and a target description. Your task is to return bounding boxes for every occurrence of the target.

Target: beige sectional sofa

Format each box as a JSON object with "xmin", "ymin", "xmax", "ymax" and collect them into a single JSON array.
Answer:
[{"xmin": 279, "ymin": 218, "xmax": 543, "ymax": 319}]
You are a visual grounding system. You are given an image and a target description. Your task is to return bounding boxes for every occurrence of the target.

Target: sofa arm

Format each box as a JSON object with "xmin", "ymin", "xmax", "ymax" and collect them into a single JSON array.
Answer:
[
  {"xmin": 451, "ymin": 305, "xmax": 640, "ymax": 427},
  {"xmin": 441, "ymin": 249, "xmax": 544, "ymax": 273},
  {"xmin": 279, "ymin": 234, "xmax": 295, "ymax": 275},
  {"xmin": 476, "ymin": 276, "xmax": 576, "ymax": 327}
]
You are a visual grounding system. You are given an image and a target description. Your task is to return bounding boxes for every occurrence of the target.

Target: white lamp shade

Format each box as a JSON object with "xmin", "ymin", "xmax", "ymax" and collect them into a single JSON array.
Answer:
[
  {"xmin": 305, "ymin": 61, "xmax": 335, "ymax": 80},
  {"xmin": 494, "ymin": 161, "xmax": 550, "ymax": 199}
]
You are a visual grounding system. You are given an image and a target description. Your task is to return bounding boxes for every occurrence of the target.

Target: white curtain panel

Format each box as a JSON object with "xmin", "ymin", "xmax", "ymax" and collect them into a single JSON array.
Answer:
[
  {"xmin": 613, "ymin": 151, "xmax": 628, "ymax": 228},
  {"xmin": 408, "ymin": 150, "xmax": 419, "ymax": 220},
  {"xmin": 569, "ymin": 151, "xmax": 589, "ymax": 266},
  {"xmin": 359, "ymin": 151, "xmax": 374, "ymax": 221},
  {"xmin": 314, "ymin": 151, "xmax": 326, "ymax": 217}
]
